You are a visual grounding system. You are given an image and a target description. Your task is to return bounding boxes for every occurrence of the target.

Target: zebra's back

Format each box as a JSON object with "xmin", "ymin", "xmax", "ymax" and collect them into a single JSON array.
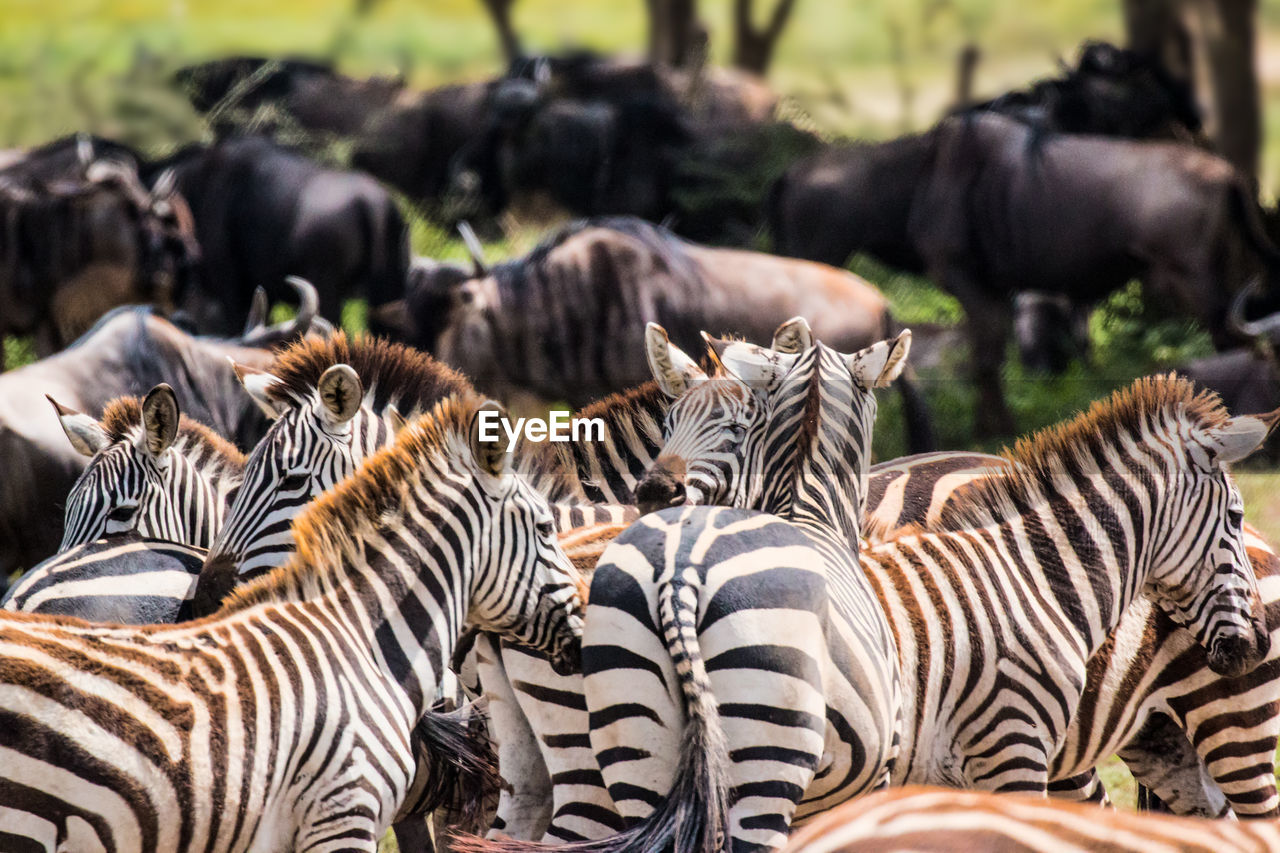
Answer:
[
  {"xmin": 781, "ymin": 786, "xmax": 1280, "ymax": 853},
  {"xmin": 2, "ymin": 535, "xmax": 204, "ymax": 624}
]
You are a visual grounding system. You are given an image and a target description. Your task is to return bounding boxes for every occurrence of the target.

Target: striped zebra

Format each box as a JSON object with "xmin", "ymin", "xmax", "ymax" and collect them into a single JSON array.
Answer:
[
  {"xmin": 50, "ymin": 384, "xmax": 246, "ymax": 550},
  {"xmin": 1, "ymin": 534, "xmax": 205, "ymax": 623},
  {"xmin": 0, "ymin": 393, "xmax": 583, "ymax": 852},
  {"xmin": 864, "ymin": 451, "xmax": 1280, "ymax": 818},
  {"xmin": 184, "ymin": 334, "xmax": 659, "ymax": 843},
  {"xmin": 528, "ymin": 320, "xmax": 913, "ymax": 853},
  {"xmin": 779, "ymin": 787, "xmax": 1280, "ymax": 853},
  {"xmin": 592, "ymin": 374, "xmax": 1273, "ymax": 842}
]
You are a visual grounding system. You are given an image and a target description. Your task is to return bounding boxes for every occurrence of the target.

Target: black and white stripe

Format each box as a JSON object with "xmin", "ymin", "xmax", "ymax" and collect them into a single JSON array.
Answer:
[{"xmin": 0, "ymin": 394, "xmax": 583, "ymax": 852}]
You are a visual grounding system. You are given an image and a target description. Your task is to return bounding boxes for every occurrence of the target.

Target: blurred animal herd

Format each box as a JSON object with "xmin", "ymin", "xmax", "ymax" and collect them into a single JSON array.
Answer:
[{"xmin": 6, "ymin": 15, "xmax": 1280, "ymax": 853}]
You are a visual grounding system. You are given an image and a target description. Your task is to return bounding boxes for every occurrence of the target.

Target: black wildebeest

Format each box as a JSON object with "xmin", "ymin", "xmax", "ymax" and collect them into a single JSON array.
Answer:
[
  {"xmin": 0, "ymin": 287, "xmax": 316, "ymax": 580},
  {"xmin": 771, "ymin": 112, "xmax": 1280, "ymax": 435},
  {"xmin": 147, "ymin": 136, "xmax": 408, "ymax": 337},
  {"xmin": 960, "ymin": 40, "xmax": 1201, "ymax": 142},
  {"xmin": 381, "ymin": 217, "xmax": 935, "ymax": 451},
  {"xmin": 0, "ymin": 135, "xmax": 199, "ymax": 368}
]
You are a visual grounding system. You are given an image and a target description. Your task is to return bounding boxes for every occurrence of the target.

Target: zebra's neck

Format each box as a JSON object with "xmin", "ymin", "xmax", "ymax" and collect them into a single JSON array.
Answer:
[
  {"xmin": 760, "ymin": 347, "xmax": 872, "ymax": 553},
  {"xmin": 953, "ymin": 445, "xmax": 1156, "ymax": 654},
  {"xmin": 223, "ymin": 453, "xmax": 471, "ymax": 719},
  {"xmin": 168, "ymin": 432, "xmax": 246, "ymax": 547}
]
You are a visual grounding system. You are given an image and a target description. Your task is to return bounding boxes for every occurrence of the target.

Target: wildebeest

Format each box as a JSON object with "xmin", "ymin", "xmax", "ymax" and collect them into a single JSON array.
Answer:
[
  {"xmin": 0, "ymin": 291, "xmax": 314, "ymax": 580},
  {"xmin": 173, "ymin": 56, "xmax": 406, "ymax": 138},
  {"xmin": 771, "ymin": 112, "xmax": 1280, "ymax": 434},
  {"xmin": 383, "ymin": 217, "xmax": 935, "ymax": 451},
  {"xmin": 0, "ymin": 135, "xmax": 199, "ymax": 367},
  {"xmin": 146, "ymin": 136, "xmax": 408, "ymax": 337},
  {"xmin": 961, "ymin": 40, "xmax": 1201, "ymax": 141}
]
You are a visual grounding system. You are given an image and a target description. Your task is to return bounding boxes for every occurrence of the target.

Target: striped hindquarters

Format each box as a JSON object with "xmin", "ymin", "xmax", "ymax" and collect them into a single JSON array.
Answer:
[
  {"xmin": 781, "ymin": 786, "xmax": 1280, "ymax": 853},
  {"xmin": 2, "ymin": 536, "xmax": 205, "ymax": 624}
]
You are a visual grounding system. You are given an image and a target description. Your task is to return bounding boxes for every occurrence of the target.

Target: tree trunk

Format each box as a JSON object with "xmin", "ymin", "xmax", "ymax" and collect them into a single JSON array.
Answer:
[
  {"xmin": 647, "ymin": 0, "xmax": 700, "ymax": 68},
  {"xmin": 1124, "ymin": 0, "xmax": 1261, "ymax": 185},
  {"xmin": 732, "ymin": 0, "xmax": 799, "ymax": 75},
  {"xmin": 480, "ymin": 0, "xmax": 522, "ymax": 64}
]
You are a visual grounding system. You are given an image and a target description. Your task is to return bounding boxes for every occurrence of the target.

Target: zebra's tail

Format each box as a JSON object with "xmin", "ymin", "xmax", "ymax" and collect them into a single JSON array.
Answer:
[
  {"xmin": 448, "ymin": 568, "xmax": 732, "ymax": 853},
  {"xmin": 405, "ymin": 701, "xmax": 502, "ymax": 833}
]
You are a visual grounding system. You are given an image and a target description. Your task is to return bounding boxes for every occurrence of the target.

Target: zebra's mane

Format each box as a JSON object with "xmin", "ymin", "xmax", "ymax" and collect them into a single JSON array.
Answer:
[
  {"xmin": 223, "ymin": 392, "xmax": 485, "ymax": 612},
  {"xmin": 574, "ymin": 379, "xmax": 670, "ymax": 435},
  {"xmin": 265, "ymin": 332, "xmax": 474, "ymax": 414},
  {"xmin": 935, "ymin": 374, "xmax": 1229, "ymax": 532},
  {"xmin": 99, "ymin": 396, "xmax": 247, "ymax": 472}
]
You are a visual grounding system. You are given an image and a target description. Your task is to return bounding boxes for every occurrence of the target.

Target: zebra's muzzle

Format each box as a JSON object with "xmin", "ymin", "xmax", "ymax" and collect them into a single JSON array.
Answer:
[
  {"xmin": 1207, "ymin": 628, "xmax": 1269, "ymax": 677},
  {"xmin": 549, "ymin": 633, "xmax": 582, "ymax": 676},
  {"xmin": 191, "ymin": 551, "xmax": 242, "ymax": 617},
  {"xmin": 636, "ymin": 456, "xmax": 688, "ymax": 516}
]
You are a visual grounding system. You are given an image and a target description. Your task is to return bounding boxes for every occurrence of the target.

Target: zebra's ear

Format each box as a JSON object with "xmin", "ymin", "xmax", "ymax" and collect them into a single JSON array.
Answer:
[
  {"xmin": 770, "ymin": 317, "xmax": 813, "ymax": 354},
  {"xmin": 471, "ymin": 399, "xmax": 510, "ymax": 479},
  {"xmin": 846, "ymin": 329, "xmax": 912, "ymax": 389},
  {"xmin": 646, "ymin": 323, "xmax": 706, "ymax": 397},
  {"xmin": 230, "ymin": 360, "xmax": 288, "ymax": 420},
  {"xmin": 317, "ymin": 365, "xmax": 363, "ymax": 427},
  {"xmin": 47, "ymin": 396, "xmax": 110, "ymax": 457},
  {"xmin": 141, "ymin": 384, "xmax": 180, "ymax": 457},
  {"xmin": 1204, "ymin": 409, "xmax": 1280, "ymax": 466}
]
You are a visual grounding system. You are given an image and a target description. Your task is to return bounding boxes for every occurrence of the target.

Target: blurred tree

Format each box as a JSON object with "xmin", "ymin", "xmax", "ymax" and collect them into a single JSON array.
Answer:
[
  {"xmin": 648, "ymin": 0, "xmax": 704, "ymax": 67},
  {"xmin": 480, "ymin": 0, "xmax": 522, "ymax": 63},
  {"xmin": 1124, "ymin": 0, "xmax": 1261, "ymax": 184},
  {"xmin": 732, "ymin": 0, "xmax": 799, "ymax": 74}
]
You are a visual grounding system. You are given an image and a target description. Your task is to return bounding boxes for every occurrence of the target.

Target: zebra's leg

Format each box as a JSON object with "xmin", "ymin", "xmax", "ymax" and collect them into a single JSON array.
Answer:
[
  {"xmin": 1047, "ymin": 770, "xmax": 1112, "ymax": 807},
  {"xmin": 470, "ymin": 633, "xmax": 554, "ymax": 840},
  {"xmin": 501, "ymin": 643, "xmax": 624, "ymax": 843},
  {"xmin": 1118, "ymin": 713, "xmax": 1231, "ymax": 818}
]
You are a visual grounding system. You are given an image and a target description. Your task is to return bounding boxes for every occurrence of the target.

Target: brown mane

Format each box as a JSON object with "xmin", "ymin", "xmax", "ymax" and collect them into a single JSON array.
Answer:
[
  {"xmin": 935, "ymin": 375, "xmax": 1229, "ymax": 532},
  {"xmin": 224, "ymin": 392, "xmax": 484, "ymax": 611},
  {"xmin": 265, "ymin": 332, "xmax": 473, "ymax": 413},
  {"xmin": 99, "ymin": 396, "xmax": 246, "ymax": 469}
]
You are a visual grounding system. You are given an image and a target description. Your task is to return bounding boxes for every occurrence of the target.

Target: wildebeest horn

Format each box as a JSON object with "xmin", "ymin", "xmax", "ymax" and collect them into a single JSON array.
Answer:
[
  {"xmin": 151, "ymin": 167, "xmax": 177, "ymax": 199},
  {"xmin": 1228, "ymin": 278, "xmax": 1280, "ymax": 339},
  {"xmin": 457, "ymin": 221, "xmax": 487, "ymax": 276},
  {"xmin": 285, "ymin": 276, "xmax": 319, "ymax": 332},
  {"xmin": 85, "ymin": 158, "xmax": 151, "ymax": 209},
  {"xmin": 241, "ymin": 287, "xmax": 269, "ymax": 336},
  {"xmin": 76, "ymin": 134, "xmax": 93, "ymax": 169}
]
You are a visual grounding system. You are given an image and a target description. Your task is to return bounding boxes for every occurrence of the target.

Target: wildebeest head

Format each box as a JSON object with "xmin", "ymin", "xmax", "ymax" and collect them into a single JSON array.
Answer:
[{"xmin": 1014, "ymin": 292, "xmax": 1091, "ymax": 375}]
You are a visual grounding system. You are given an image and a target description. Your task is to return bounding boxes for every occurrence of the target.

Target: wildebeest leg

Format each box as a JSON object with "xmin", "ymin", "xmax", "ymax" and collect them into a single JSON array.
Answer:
[
  {"xmin": 941, "ymin": 266, "xmax": 1014, "ymax": 437},
  {"xmin": 393, "ymin": 818, "xmax": 434, "ymax": 853}
]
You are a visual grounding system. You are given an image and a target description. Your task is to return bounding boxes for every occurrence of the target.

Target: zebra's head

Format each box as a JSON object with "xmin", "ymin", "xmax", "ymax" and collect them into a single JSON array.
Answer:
[
  {"xmin": 636, "ymin": 318, "xmax": 910, "ymax": 521},
  {"xmin": 198, "ymin": 361, "xmax": 389, "ymax": 597},
  {"xmin": 53, "ymin": 385, "xmax": 232, "ymax": 549},
  {"xmin": 465, "ymin": 400, "xmax": 585, "ymax": 675},
  {"xmin": 1145, "ymin": 407, "xmax": 1279, "ymax": 677}
]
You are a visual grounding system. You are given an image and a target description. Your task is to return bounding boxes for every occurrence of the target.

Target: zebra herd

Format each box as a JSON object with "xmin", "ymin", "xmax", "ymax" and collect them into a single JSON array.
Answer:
[{"xmin": 1, "ymin": 318, "xmax": 1279, "ymax": 852}]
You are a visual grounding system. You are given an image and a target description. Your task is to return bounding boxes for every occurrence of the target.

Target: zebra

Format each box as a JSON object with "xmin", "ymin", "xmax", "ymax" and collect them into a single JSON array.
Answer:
[
  {"xmin": 50, "ymin": 384, "xmax": 246, "ymax": 550},
  {"xmin": 864, "ymin": 451, "xmax": 1280, "ymax": 818},
  {"xmin": 1, "ymin": 533, "xmax": 206, "ymax": 622},
  {"xmin": 537, "ymin": 319, "xmax": 914, "ymax": 853},
  {"xmin": 778, "ymin": 786, "xmax": 1280, "ymax": 853},
  {"xmin": 588, "ymin": 374, "xmax": 1273, "ymax": 849},
  {"xmin": 0, "ymin": 393, "xmax": 583, "ymax": 852},
  {"xmin": 184, "ymin": 333, "xmax": 661, "ymax": 843}
]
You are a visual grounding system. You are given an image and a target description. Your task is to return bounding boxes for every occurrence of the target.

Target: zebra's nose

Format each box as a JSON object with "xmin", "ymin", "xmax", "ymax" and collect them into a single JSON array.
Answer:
[
  {"xmin": 1207, "ymin": 631, "xmax": 1266, "ymax": 678},
  {"xmin": 637, "ymin": 462, "xmax": 687, "ymax": 516}
]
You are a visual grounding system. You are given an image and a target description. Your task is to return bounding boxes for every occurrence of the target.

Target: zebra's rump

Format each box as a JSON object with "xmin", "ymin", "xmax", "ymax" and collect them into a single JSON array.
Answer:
[
  {"xmin": 781, "ymin": 786, "xmax": 1280, "ymax": 852},
  {"xmin": 2, "ymin": 535, "xmax": 204, "ymax": 624}
]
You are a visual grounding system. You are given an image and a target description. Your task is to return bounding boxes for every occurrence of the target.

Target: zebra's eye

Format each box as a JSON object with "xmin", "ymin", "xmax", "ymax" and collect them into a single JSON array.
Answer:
[
  {"xmin": 107, "ymin": 505, "xmax": 137, "ymax": 523},
  {"xmin": 726, "ymin": 423, "xmax": 747, "ymax": 440},
  {"xmin": 280, "ymin": 472, "xmax": 310, "ymax": 492},
  {"xmin": 1228, "ymin": 508, "xmax": 1245, "ymax": 529},
  {"xmin": 536, "ymin": 520, "xmax": 555, "ymax": 538}
]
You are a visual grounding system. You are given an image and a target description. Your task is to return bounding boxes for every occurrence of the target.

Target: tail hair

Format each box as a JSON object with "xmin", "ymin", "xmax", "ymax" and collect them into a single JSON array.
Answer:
[
  {"xmin": 405, "ymin": 700, "xmax": 502, "ymax": 833},
  {"xmin": 450, "ymin": 567, "xmax": 732, "ymax": 853}
]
